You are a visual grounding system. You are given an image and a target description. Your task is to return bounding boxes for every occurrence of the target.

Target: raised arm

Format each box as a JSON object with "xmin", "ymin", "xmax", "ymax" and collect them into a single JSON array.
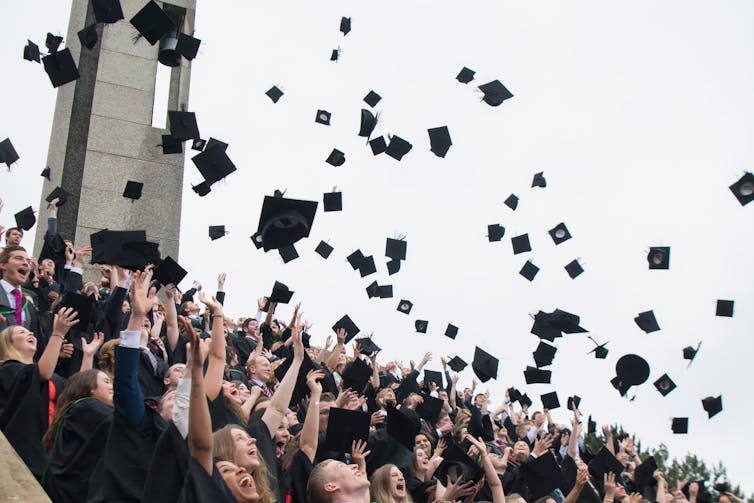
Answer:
[
  {"xmin": 467, "ymin": 434, "xmax": 505, "ymax": 503},
  {"xmin": 79, "ymin": 332, "xmax": 104, "ymax": 372},
  {"xmin": 299, "ymin": 369, "xmax": 324, "ymax": 462},
  {"xmin": 562, "ymin": 466, "xmax": 588, "ymax": 503},
  {"xmin": 186, "ymin": 319, "xmax": 213, "ymax": 475},
  {"xmin": 567, "ymin": 407, "xmax": 581, "ymax": 460},
  {"xmin": 38, "ymin": 307, "xmax": 79, "ymax": 380},
  {"xmin": 369, "ymin": 352, "xmax": 380, "ymax": 390},
  {"xmin": 261, "ymin": 319, "xmax": 304, "ymax": 436},
  {"xmin": 325, "ymin": 328, "xmax": 346, "ymax": 371},
  {"xmin": 199, "ymin": 292, "xmax": 226, "ymax": 401},
  {"xmin": 164, "ymin": 284, "xmax": 180, "ymax": 352}
]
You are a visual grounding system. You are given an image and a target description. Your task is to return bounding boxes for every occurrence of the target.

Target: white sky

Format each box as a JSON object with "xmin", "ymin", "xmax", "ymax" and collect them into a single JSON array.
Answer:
[{"xmin": 2, "ymin": 0, "xmax": 753, "ymax": 492}]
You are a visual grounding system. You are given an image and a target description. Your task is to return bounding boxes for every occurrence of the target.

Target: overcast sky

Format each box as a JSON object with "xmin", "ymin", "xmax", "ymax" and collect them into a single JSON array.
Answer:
[{"xmin": 2, "ymin": 0, "xmax": 753, "ymax": 491}]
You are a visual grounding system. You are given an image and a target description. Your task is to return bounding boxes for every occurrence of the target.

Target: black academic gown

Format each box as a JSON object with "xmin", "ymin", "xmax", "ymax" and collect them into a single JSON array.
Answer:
[
  {"xmin": 142, "ymin": 421, "xmax": 190, "ymax": 503},
  {"xmin": 178, "ymin": 457, "xmax": 236, "ymax": 503}
]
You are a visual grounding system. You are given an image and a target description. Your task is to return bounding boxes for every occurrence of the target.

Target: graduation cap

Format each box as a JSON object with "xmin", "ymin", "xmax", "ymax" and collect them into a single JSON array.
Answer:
[
  {"xmin": 504, "ymin": 194, "xmax": 519, "ymax": 210},
  {"xmin": 729, "ymin": 172, "xmax": 754, "ymax": 206},
  {"xmin": 14, "ymin": 207, "xmax": 36, "ymax": 231},
  {"xmin": 683, "ymin": 342, "xmax": 701, "ymax": 366},
  {"xmin": 548, "ymin": 222, "xmax": 571, "ymax": 244},
  {"xmin": 192, "ymin": 145, "xmax": 236, "ymax": 184},
  {"xmin": 531, "ymin": 172, "xmax": 547, "ymax": 188},
  {"xmin": 653, "ymin": 374, "xmax": 676, "ymax": 396},
  {"xmin": 445, "ymin": 324, "xmax": 458, "ymax": 339},
  {"xmin": 358, "ymin": 256, "xmax": 377, "ymax": 277},
  {"xmin": 447, "ymin": 356, "xmax": 467, "ymax": 372},
  {"xmin": 369, "ymin": 136, "xmax": 387, "ymax": 155},
  {"xmin": 364, "ymin": 90, "xmax": 381, "ymax": 107},
  {"xmin": 378, "ymin": 285, "xmax": 393, "ymax": 299},
  {"xmin": 397, "ymin": 300, "xmax": 413, "ymax": 314},
  {"xmin": 154, "ymin": 255, "xmax": 187, "ymax": 286},
  {"xmin": 208, "ymin": 225, "xmax": 227, "ymax": 241},
  {"xmin": 385, "ymin": 238, "xmax": 407, "ymax": 261},
  {"xmin": 341, "ymin": 358, "xmax": 372, "ymax": 393},
  {"xmin": 533, "ymin": 341, "xmax": 557, "ymax": 368},
  {"xmin": 355, "ymin": 337, "xmax": 381, "ymax": 355},
  {"xmin": 456, "ymin": 66, "xmax": 475, "ymax": 83},
  {"xmin": 564, "ymin": 259, "xmax": 584, "ymax": 279},
  {"xmin": 386, "ymin": 406, "xmax": 421, "ymax": 452},
  {"xmin": 520, "ymin": 393, "xmax": 533, "ymax": 408},
  {"xmin": 524, "ymin": 366, "xmax": 551, "ymax": 384},
  {"xmin": 436, "ymin": 443, "xmax": 485, "ymax": 484},
  {"xmin": 358, "ymin": 110, "xmax": 378, "ymax": 138},
  {"xmin": 540, "ymin": 391, "xmax": 560, "ymax": 409},
  {"xmin": 427, "ymin": 126, "xmax": 452, "ymax": 158},
  {"xmin": 487, "ymin": 224, "xmax": 505, "ymax": 242},
  {"xmin": 42, "ymin": 49, "xmax": 80, "ymax": 88},
  {"xmin": 268, "ymin": 281, "xmax": 294, "ymax": 304},
  {"xmin": 129, "ymin": 0, "xmax": 176, "ymax": 45},
  {"xmin": 123, "ymin": 181, "xmax": 144, "ymax": 200},
  {"xmin": 647, "ymin": 246, "xmax": 670, "ymax": 270},
  {"xmin": 315, "ymin": 110, "xmax": 331, "ymax": 125},
  {"xmin": 191, "ymin": 181, "xmax": 210, "ymax": 197},
  {"xmin": 45, "ymin": 186, "xmax": 69, "ymax": 207},
  {"xmin": 329, "ymin": 48, "xmax": 340, "ymax": 61},
  {"xmin": 332, "ymin": 315, "xmax": 360, "ymax": 343},
  {"xmin": 77, "ymin": 24, "xmax": 99, "ymax": 50},
  {"xmin": 671, "ymin": 417, "xmax": 688, "ymax": 434},
  {"xmin": 365, "ymin": 281, "xmax": 380, "ymax": 299},
  {"xmin": 635, "ymin": 310, "xmax": 660, "ymax": 333},
  {"xmin": 535, "ymin": 308, "xmax": 588, "ymax": 337},
  {"xmin": 315, "ymin": 240, "xmax": 333, "ymax": 259},
  {"xmin": 423, "ymin": 370, "xmax": 443, "ymax": 389},
  {"xmin": 587, "ymin": 415, "xmax": 597, "ymax": 434},
  {"xmin": 273, "ymin": 350, "xmax": 316, "ymax": 407},
  {"xmin": 324, "ymin": 407, "xmax": 370, "ymax": 453},
  {"xmin": 265, "ymin": 86, "xmax": 284, "ymax": 103},
  {"xmin": 478, "ymin": 80, "xmax": 514, "ymax": 106},
  {"xmin": 612, "ymin": 354, "xmax": 650, "ymax": 395},
  {"xmin": 567, "ymin": 395, "xmax": 581, "ymax": 411},
  {"xmin": 385, "ymin": 135, "xmax": 412, "ymax": 161},
  {"xmin": 92, "ymin": 0, "xmax": 124, "ymax": 23},
  {"xmin": 23, "ymin": 40, "xmax": 40, "ymax": 63},
  {"xmin": 588, "ymin": 446, "xmax": 625, "ymax": 478},
  {"xmin": 716, "ymin": 300, "xmax": 734, "ymax": 317},
  {"xmin": 326, "ymin": 148, "xmax": 346, "ymax": 166},
  {"xmin": 278, "ymin": 244, "xmax": 299, "ymax": 263},
  {"xmin": 415, "ymin": 320, "xmax": 428, "ymax": 334},
  {"xmin": 472, "ymin": 346, "xmax": 498, "ymax": 382},
  {"xmin": 59, "ymin": 292, "xmax": 96, "ymax": 330},
  {"xmin": 387, "ymin": 259, "xmax": 401, "ymax": 275},
  {"xmin": 347, "ymin": 249, "xmax": 365, "ymax": 269},
  {"xmin": 0, "ymin": 138, "xmax": 19, "ymax": 168},
  {"xmin": 45, "ymin": 33, "xmax": 64, "ymax": 53},
  {"xmin": 416, "ymin": 393, "xmax": 444, "ymax": 425},
  {"xmin": 511, "ymin": 234, "xmax": 532, "ymax": 254},
  {"xmin": 254, "ymin": 195, "xmax": 318, "ymax": 251},
  {"xmin": 175, "ymin": 33, "xmax": 200, "ymax": 60},
  {"xmin": 206, "ymin": 137, "xmax": 228, "ymax": 151},
  {"xmin": 191, "ymin": 139, "xmax": 206, "ymax": 151},
  {"xmin": 40, "ymin": 166, "xmax": 51, "ymax": 180},
  {"xmin": 519, "ymin": 260, "xmax": 539, "ymax": 282},
  {"xmin": 161, "ymin": 134, "xmax": 183, "ymax": 154},
  {"xmin": 339, "ymin": 16, "xmax": 351, "ymax": 35},
  {"xmin": 588, "ymin": 337, "xmax": 609, "ymax": 359},
  {"xmin": 168, "ymin": 111, "xmax": 200, "ymax": 141},
  {"xmin": 702, "ymin": 395, "xmax": 723, "ymax": 418},
  {"xmin": 323, "ymin": 191, "xmax": 342, "ymax": 212},
  {"xmin": 519, "ymin": 453, "xmax": 567, "ymax": 500}
]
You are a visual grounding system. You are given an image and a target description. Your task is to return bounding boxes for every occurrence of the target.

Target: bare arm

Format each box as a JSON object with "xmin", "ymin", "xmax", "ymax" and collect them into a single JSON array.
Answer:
[
  {"xmin": 325, "ymin": 328, "xmax": 346, "ymax": 371},
  {"xmin": 79, "ymin": 332, "xmax": 104, "ymax": 372},
  {"xmin": 567, "ymin": 408, "xmax": 581, "ymax": 460},
  {"xmin": 300, "ymin": 370, "xmax": 324, "ymax": 462},
  {"xmin": 187, "ymin": 323, "xmax": 213, "ymax": 475},
  {"xmin": 240, "ymin": 386, "xmax": 263, "ymax": 422},
  {"xmin": 369, "ymin": 353, "xmax": 380, "ymax": 390},
  {"xmin": 261, "ymin": 321, "xmax": 304, "ymax": 436},
  {"xmin": 562, "ymin": 466, "xmax": 588, "ymax": 503},
  {"xmin": 467, "ymin": 434, "xmax": 504, "ymax": 502},
  {"xmin": 200, "ymin": 292, "xmax": 226, "ymax": 401},
  {"xmin": 38, "ymin": 307, "xmax": 79, "ymax": 380},
  {"xmin": 164, "ymin": 284, "xmax": 180, "ymax": 352}
]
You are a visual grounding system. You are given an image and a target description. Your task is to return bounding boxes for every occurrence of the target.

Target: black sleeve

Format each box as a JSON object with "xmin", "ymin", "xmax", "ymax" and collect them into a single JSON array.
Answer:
[
  {"xmin": 103, "ymin": 286, "xmax": 127, "ymax": 341},
  {"xmin": 216, "ymin": 291, "xmax": 225, "ymax": 306}
]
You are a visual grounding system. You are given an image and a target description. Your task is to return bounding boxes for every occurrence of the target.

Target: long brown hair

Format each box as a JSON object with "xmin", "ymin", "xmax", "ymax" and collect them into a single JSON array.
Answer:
[
  {"xmin": 370, "ymin": 464, "xmax": 414, "ymax": 503},
  {"xmin": 42, "ymin": 369, "xmax": 102, "ymax": 452},
  {"xmin": 212, "ymin": 425, "xmax": 275, "ymax": 503}
]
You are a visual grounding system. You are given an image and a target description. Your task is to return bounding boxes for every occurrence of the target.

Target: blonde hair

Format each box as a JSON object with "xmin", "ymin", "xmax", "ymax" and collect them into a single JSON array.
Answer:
[
  {"xmin": 97, "ymin": 338, "xmax": 119, "ymax": 379},
  {"xmin": 212, "ymin": 425, "xmax": 275, "ymax": 503},
  {"xmin": 370, "ymin": 464, "xmax": 414, "ymax": 503},
  {"xmin": 0, "ymin": 326, "xmax": 30, "ymax": 364}
]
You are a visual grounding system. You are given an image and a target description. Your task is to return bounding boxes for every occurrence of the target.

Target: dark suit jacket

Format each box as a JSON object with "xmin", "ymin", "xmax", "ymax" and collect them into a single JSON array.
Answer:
[{"xmin": 0, "ymin": 286, "xmax": 43, "ymax": 357}]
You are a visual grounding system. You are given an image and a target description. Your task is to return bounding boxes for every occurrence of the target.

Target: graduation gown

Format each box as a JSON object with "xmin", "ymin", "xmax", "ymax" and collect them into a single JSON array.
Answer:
[
  {"xmin": 178, "ymin": 457, "xmax": 236, "ymax": 503},
  {"xmin": 142, "ymin": 422, "xmax": 190, "ymax": 503}
]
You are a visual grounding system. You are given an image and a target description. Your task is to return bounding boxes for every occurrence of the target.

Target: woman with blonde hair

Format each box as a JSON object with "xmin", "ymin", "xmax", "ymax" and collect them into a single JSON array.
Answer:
[{"xmin": 370, "ymin": 464, "xmax": 414, "ymax": 503}]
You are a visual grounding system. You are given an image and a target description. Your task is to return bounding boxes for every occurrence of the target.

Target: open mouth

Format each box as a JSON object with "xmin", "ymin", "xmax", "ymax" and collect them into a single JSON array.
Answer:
[
  {"xmin": 239, "ymin": 475, "xmax": 253, "ymax": 488},
  {"xmin": 247, "ymin": 447, "xmax": 257, "ymax": 457},
  {"xmin": 17, "ymin": 267, "xmax": 29, "ymax": 277}
]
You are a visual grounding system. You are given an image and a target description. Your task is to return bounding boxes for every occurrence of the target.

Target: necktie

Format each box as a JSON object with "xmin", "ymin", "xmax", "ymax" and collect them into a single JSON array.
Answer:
[{"xmin": 11, "ymin": 288, "xmax": 23, "ymax": 326}]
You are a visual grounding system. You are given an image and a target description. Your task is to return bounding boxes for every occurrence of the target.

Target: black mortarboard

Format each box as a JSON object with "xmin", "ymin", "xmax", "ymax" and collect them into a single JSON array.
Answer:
[
  {"xmin": 192, "ymin": 146, "xmax": 236, "ymax": 184},
  {"xmin": 278, "ymin": 244, "xmax": 299, "ymax": 263},
  {"xmin": 540, "ymin": 391, "xmax": 560, "ymax": 409},
  {"xmin": 683, "ymin": 342, "xmax": 701, "ymax": 366},
  {"xmin": 456, "ymin": 66, "xmax": 475, "ymax": 83},
  {"xmin": 385, "ymin": 238, "xmax": 407, "ymax": 261},
  {"xmin": 254, "ymin": 195, "xmax": 318, "ymax": 251},
  {"xmin": 266, "ymin": 86, "xmax": 284, "ymax": 103},
  {"xmin": 387, "ymin": 259, "xmax": 400, "ymax": 275},
  {"xmin": 326, "ymin": 148, "xmax": 346, "ymax": 166},
  {"xmin": 14, "ymin": 207, "xmax": 36, "ymax": 231},
  {"xmin": 78, "ymin": 24, "xmax": 99, "ymax": 50},
  {"xmin": 504, "ymin": 194, "xmax": 518, "ymax": 210},
  {"xmin": 428, "ymin": 126, "xmax": 452, "ymax": 158},
  {"xmin": 567, "ymin": 395, "xmax": 581, "ymax": 411},
  {"xmin": 90, "ymin": 229, "xmax": 143, "ymax": 264},
  {"xmin": 347, "ymin": 249, "xmax": 365, "ymax": 269},
  {"xmin": 653, "ymin": 374, "xmax": 676, "ymax": 396},
  {"xmin": 468, "ymin": 405, "xmax": 495, "ymax": 442},
  {"xmin": 365, "ymin": 281, "xmax": 380, "ymax": 299},
  {"xmin": 206, "ymin": 137, "xmax": 228, "ymax": 151},
  {"xmin": 530, "ymin": 311, "xmax": 562, "ymax": 342},
  {"xmin": 520, "ymin": 393, "xmax": 533, "ymax": 407},
  {"xmin": 273, "ymin": 350, "xmax": 316, "ymax": 407},
  {"xmin": 191, "ymin": 139, "xmax": 206, "ymax": 151},
  {"xmin": 129, "ymin": 0, "xmax": 176, "ymax": 45},
  {"xmin": 397, "ymin": 300, "xmax": 413, "ymax": 315},
  {"xmin": 702, "ymin": 395, "xmax": 723, "ymax": 418},
  {"xmin": 341, "ymin": 358, "xmax": 372, "ymax": 393},
  {"xmin": 40, "ymin": 167, "xmax": 51, "ymax": 180},
  {"xmin": 92, "ymin": 0, "xmax": 124, "ymax": 23},
  {"xmin": 175, "ymin": 33, "xmax": 201, "ymax": 60},
  {"xmin": 423, "ymin": 370, "xmax": 443, "ymax": 389},
  {"xmin": 364, "ymin": 90, "xmax": 381, "ymax": 107},
  {"xmin": 332, "ymin": 315, "xmax": 360, "ymax": 343},
  {"xmin": 533, "ymin": 341, "xmax": 557, "ymax": 368},
  {"xmin": 565, "ymin": 259, "xmax": 584, "ymax": 279},
  {"xmin": 445, "ymin": 324, "xmax": 458, "ymax": 339},
  {"xmin": 588, "ymin": 339, "xmax": 609, "ymax": 359},
  {"xmin": 635, "ymin": 310, "xmax": 660, "ymax": 333},
  {"xmin": 192, "ymin": 181, "xmax": 210, "ymax": 197},
  {"xmin": 208, "ymin": 225, "xmax": 227, "ymax": 241},
  {"xmin": 161, "ymin": 134, "xmax": 183, "ymax": 154},
  {"xmin": 524, "ymin": 366, "xmax": 551, "ymax": 384},
  {"xmin": 506, "ymin": 387, "xmax": 523, "ymax": 404},
  {"xmin": 358, "ymin": 256, "xmax": 377, "ymax": 277},
  {"xmin": 59, "ymin": 292, "xmax": 96, "ymax": 330},
  {"xmin": 23, "ymin": 40, "xmax": 40, "ymax": 63},
  {"xmin": 531, "ymin": 171, "xmax": 546, "ymax": 188},
  {"xmin": 329, "ymin": 48, "xmax": 340, "ymax": 61},
  {"xmin": 416, "ymin": 393, "xmax": 444, "ymax": 424},
  {"xmin": 268, "ymin": 281, "xmax": 293, "ymax": 304},
  {"xmin": 315, "ymin": 109, "xmax": 331, "ymax": 125},
  {"xmin": 520, "ymin": 260, "xmax": 539, "ymax": 282},
  {"xmin": 587, "ymin": 415, "xmax": 597, "ymax": 434},
  {"xmin": 123, "ymin": 181, "xmax": 144, "ymax": 200},
  {"xmin": 729, "ymin": 172, "xmax": 754, "ymax": 206},
  {"xmin": 355, "ymin": 337, "xmax": 381, "ymax": 355},
  {"xmin": 520, "ymin": 453, "xmax": 566, "ymax": 500},
  {"xmin": 358, "ymin": 109, "xmax": 378, "ymax": 138},
  {"xmin": 45, "ymin": 33, "xmax": 63, "ymax": 53},
  {"xmin": 415, "ymin": 320, "xmax": 428, "ymax": 334},
  {"xmin": 323, "ymin": 191, "xmax": 342, "ymax": 212},
  {"xmin": 154, "ymin": 256, "xmax": 187, "ymax": 286},
  {"xmin": 716, "ymin": 299, "xmax": 734, "ymax": 317},
  {"xmin": 548, "ymin": 223, "xmax": 571, "ymax": 244},
  {"xmin": 634, "ymin": 456, "xmax": 659, "ymax": 492},
  {"xmin": 45, "ymin": 186, "xmax": 69, "ymax": 207},
  {"xmin": 544, "ymin": 314, "xmax": 583, "ymax": 334},
  {"xmin": 324, "ymin": 408, "xmax": 370, "ymax": 453},
  {"xmin": 369, "ymin": 136, "xmax": 387, "ymax": 155},
  {"xmin": 588, "ymin": 446, "xmax": 625, "ymax": 479},
  {"xmin": 168, "ymin": 111, "xmax": 200, "ymax": 141},
  {"xmin": 472, "ymin": 346, "xmax": 498, "ymax": 382},
  {"xmin": 42, "ymin": 49, "xmax": 80, "ymax": 88},
  {"xmin": 386, "ymin": 406, "xmax": 420, "ymax": 452},
  {"xmin": 436, "ymin": 443, "xmax": 485, "ymax": 484},
  {"xmin": 0, "ymin": 138, "xmax": 19, "ymax": 167},
  {"xmin": 315, "ymin": 240, "xmax": 333, "ymax": 259},
  {"xmin": 614, "ymin": 354, "xmax": 650, "ymax": 387},
  {"xmin": 478, "ymin": 80, "xmax": 514, "ymax": 106},
  {"xmin": 377, "ymin": 285, "xmax": 393, "ymax": 299},
  {"xmin": 488, "ymin": 224, "xmax": 505, "ymax": 242},
  {"xmin": 448, "ymin": 356, "xmax": 467, "ymax": 372},
  {"xmin": 385, "ymin": 135, "xmax": 412, "ymax": 161},
  {"xmin": 339, "ymin": 16, "xmax": 351, "ymax": 35},
  {"xmin": 647, "ymin": 246, "xmax": 670, "ymax": 270},
  {"xmin": 38, "ymin": 233, "xmax": 66, "ymax": 270},
  {"xmin": 512, "ymin": 234, "xmax": 532, "ymax": 254},
  {"xmin": 671, "ymin": 417, "xmax": 688, "ymax": 434}
]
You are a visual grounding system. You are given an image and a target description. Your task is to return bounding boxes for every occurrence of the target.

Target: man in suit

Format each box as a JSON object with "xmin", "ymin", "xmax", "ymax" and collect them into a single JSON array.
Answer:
[{"xmin": 0, "ymin": 246, "xmax": 42, "ymax": 342}]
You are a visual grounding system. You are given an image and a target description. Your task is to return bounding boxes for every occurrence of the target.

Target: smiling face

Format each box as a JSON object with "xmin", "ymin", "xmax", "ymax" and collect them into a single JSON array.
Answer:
[
  {"xmin": 249, "ymin": 356, "xmax": 271, "ymax": 383},
  {"xmin": 0, "ymin": 248, "xmax": 30, "ymax": 287},
  {"xmin": 216, "ymin": 460, "xmax": 260, "ymax": 503},
  {"xmin": 414, "ymin": 434, "xmax": 432, "ymax": 455},
  {"xmin": 389, "ymin": 466, "xmax": 406, "ymax": 499},
  {"xmin": 9, "ymin": 326, "xmax": 36, "ymax": 361},
  {"xmin": 230, "ymin": 427, "xmax": 260, "ymax": 470},
  {"xmin": 274, "ymin": 415, "xmax": 291, "ymax": 458},
  {"xmin": 91, "ymin": 371, "xmax": 114, "ymax": 406},
  {"xmin": 413, "ymin": 447, "xmax": 429, "ymax": 472}
]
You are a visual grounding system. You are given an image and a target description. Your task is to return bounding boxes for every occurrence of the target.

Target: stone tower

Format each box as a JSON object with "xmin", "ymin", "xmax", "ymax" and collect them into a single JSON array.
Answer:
[{"xmin": 34, "ymin": 0, "xmax": 196, "ymax": 268}]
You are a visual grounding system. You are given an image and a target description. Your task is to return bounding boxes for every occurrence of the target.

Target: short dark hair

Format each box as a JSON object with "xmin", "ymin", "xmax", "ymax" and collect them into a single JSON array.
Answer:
[
  {"xmin": 0, "ymin": 245, "xmax": 27, "ymax": 265},
  {"xmin": 4, "ymin": 227, "xmax": 23, "ymax": 239}
]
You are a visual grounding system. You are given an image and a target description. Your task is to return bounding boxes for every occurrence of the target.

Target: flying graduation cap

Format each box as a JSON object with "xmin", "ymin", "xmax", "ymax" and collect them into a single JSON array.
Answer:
[
  {"xmin": 363, "ymin": 90, "xmax": 381, "ymax": 107},
  {"xmin": 456, "ymin": 66, "xmax": 475, "ymax": 83},
  {"xmin": 92, "ymin": 0, "xmax": 124, "ymax": 23},
  {"xmin": 358, "ymin": 110, "xmax": 378, "ymax": 138},
  {"xmin": 647, "ymin": 246, "xmax": 670, "ymax": 270},
  {"xmin": 339, "ymin": 16, "xmax": 351, "ymax": 35},
  {"xmin": 385, "ymin": 135, "xmax": 412, "ymax": 161},
  {"xmin": 14, "ymin": 207, "xmax": 36, "ymax": 231},
  {"xmin": 504, "ymin": 194, "xmax": 519, "ymax": 210},
  {"xmin": 42, "ymin": 49, "xmax": 80, "ymax": 88},
  {"xmin": 472, "ymin": 346, "xmax": 498, "ymax": 382},
  {"xmin": 729, "ymin": 172, "xmax": 754, "ymax": 206},
  {"xmin": 77, "ymin": 24, "xmax": 99, "ymax": 50},
  {"xmin": 266, "ymin": 86, "xmax": 284, "ymax": 103},
  {"xmin": 253, "ymin": 194, "xmax": 318, "ymax": 251},
  {"xmin": 23, "ymin": 40, "xmax": 40, "ymax": 63},
  {"xmin": 588, "ymin": 337, "xmax": 609, "ymax": 359},
  {"xmin": 208, "ymin": 225, "xmax": 227, "ymax": 241},
  {"xmin": 487, "ymin": 224, "xmax": 505, "ymax": 242},
  {"xmin": 123, "ymin": 181, "xmax": 144, "ymax": 200},
  {"xmin": 129, "ymin": 0, "xmax": 176, "ymax": 45},
  {"xmin": 0, "ymin": 138, "xmax": 20, "ymax": 167},
  {"xmin": 635, "ymin": 310, "xmax": 660, "ymax": 333},
  {"xmin": 478, "ymin": 80, "xmax": 514, "ymax": 106},
  {"xmin": 520, "ymin": 260, "xmax": 539, "ymax": 281},
  {"xmin": 702, "ymin": 395, "xmax": 723, "ymax": 419},
  {"xmin": 175, "ymin": 33, "xmax": 201, "ymax": 60},
  {"xmin": 682, "ymin": 342, "xmax": 701, "ymax": 366},
  {"xmin": 279, "ymin": 244, "xmax": 299, "ymax": 263},
  {"xmin": 427, "ymin": 126, "xmax": 452, "ymax": 158},
  {"xmin": 531, "ymin": 171, "xmax": 546, "ymax": 188}
]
